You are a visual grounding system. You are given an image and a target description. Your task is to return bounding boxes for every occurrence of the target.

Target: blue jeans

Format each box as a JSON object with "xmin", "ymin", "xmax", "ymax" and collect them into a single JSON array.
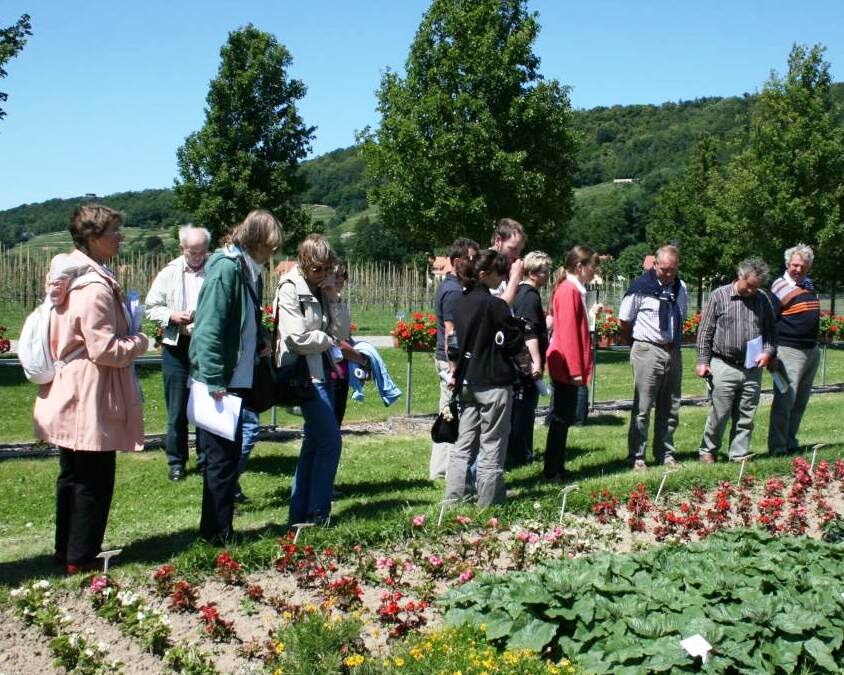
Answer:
[
  {"xmin": 239, "ymin": 407, "xmax": 260, "ymax": 470},
  {"xmin": 289, "ymin": 381, "xmax": 341, "ymax": 525}
]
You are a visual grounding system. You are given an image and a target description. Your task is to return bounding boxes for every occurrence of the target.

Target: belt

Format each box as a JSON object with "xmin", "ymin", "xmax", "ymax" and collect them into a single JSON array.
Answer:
[
  {"xmin": 713, "ymin": 353, "xmax": 743, "ymax": 368},
  {"xmin": 636, "ymin": 340, "xmax": 675, "ymax": 351}
]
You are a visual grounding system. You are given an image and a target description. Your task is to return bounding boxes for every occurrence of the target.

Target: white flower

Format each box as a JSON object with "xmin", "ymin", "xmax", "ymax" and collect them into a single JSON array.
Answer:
[
  {"xmin": 35, "ymin": 579, "xmax": 50, "ymax": 589},
  {"xmin": 84, "ymin": 648, "xmax": 94, "ymax": 658},
  {"xmin": 10, "ymin": 587, "xmax": 23, "ymax": 597},
  {"xmin": 136, "ymin": 611, "xmax": 146, "ymax": 622},
  {"xmin": 97, "ymin": 641, "xmax": 109, "ymax": 652}
]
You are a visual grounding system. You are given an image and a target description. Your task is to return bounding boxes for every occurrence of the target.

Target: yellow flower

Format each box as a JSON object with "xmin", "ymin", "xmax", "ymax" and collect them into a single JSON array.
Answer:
[
  {"xmin": 282, "ymin": 611, "xmax": 292, "ymax": 621},
  {"xmin": 343, "ymin": 654, "xmax": 365, "ymax": 668},
  {"xmin": 305, "ymin": 604, "xmax": 316, "ymax": 613},
  {"xmin": 409, "ymin": 647, "xmax": 423, "ymax": 660},
  {"xmin": 393, "ymin": 657, "xmax": 406, "ymax": 667},
  {"xmin": 274, "ymin": 641, "xmax": 285, "ymax": 654},
  {"xmin": 273, "ymin": 669, "xmax": 283, "ymax": 675}
]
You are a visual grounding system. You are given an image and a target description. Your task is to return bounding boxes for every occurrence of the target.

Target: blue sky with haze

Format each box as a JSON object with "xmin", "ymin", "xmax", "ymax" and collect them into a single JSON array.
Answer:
[{"xmin": 0, "ymin": 0, "xmax": 841, "ymax": 210}]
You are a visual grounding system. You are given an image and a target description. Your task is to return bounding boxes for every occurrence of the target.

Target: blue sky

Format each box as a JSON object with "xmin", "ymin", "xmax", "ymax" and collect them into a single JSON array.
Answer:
[{"xmin": 0, "ymin": 0, "xmax": 842, "ymax": 210}]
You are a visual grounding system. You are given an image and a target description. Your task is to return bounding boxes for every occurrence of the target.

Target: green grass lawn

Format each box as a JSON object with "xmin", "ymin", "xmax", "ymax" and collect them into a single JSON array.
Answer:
[
  {"xmin": 1, "ymin": 389, "xmax": 842, "ymax": 588},
  {"xmin": 2, "ymin": 346, "xmax": 843, "ymax": 443}
]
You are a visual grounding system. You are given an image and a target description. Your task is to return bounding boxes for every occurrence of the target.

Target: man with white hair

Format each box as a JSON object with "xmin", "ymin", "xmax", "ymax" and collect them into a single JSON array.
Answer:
[
  {"xmin": 146, "ymin": 225, "xmax": 211, "ymax": 481},
  {"xmin": 619, "ymin": 245, "xmax": 687, "ymax": 470},
  {"xmin": 695, "ymin": 258, "xmax": 777, "ymax": 463},
  {"xmin": 768, "ymin": 244, "xmax": 821, "ymax": 456}
]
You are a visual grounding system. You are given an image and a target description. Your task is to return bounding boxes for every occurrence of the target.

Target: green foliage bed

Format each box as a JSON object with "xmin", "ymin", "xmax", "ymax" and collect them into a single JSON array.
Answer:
[{"xmin": 444, "ymin": 529, "xmax": 844, "ymax": 673}]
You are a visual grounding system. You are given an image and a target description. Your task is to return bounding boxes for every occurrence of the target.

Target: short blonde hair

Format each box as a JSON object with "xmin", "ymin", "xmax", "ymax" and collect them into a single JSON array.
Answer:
[
  {"xmin": 231, "ymin": 210, "xmax": 282, "ymax": 256},
  {"xmin": 297, "ymin": 234, "xmax": 336, "ymax": 271},
  {"xmin": 523, "ymin": 250, "xmax": 552, "ymax": 275}
]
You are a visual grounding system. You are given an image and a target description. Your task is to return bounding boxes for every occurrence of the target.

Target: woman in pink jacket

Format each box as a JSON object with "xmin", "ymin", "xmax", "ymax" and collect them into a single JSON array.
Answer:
[
  {"xmin": 544, "ymin": 245, "xmax": 599, "ymax": 482},
  {"xmin": 34, "ymin": 205, "xmax": 149, "ymax": 574}
]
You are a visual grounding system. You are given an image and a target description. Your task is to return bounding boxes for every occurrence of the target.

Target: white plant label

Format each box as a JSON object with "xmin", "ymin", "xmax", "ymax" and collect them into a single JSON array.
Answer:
[{"xmin": 681, "ymin": 634, "xmax": 712, "ymax": 663}]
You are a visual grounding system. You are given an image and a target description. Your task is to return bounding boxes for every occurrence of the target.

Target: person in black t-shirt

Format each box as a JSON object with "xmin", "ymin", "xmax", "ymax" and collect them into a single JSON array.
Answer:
[
  {"xmin": 506, "ymin": 251, "xmax": 551, "ymax": 467},
  {"xmin": 429, "ymin": 238, "xmax": 478, "ymax": 480},
  {"xmin": 445, "ymin": 250, "xmax": 522, "ymax": 507}
]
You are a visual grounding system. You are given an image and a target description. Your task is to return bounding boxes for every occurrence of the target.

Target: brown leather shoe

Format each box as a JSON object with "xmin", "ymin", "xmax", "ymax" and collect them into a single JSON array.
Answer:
[{"xmin": 699, "ymin": 452, "xmax": 715, "ymax": 464}]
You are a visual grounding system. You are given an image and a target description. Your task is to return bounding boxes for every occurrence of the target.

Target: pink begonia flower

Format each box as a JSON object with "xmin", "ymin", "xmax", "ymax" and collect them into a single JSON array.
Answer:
[
  {"xmin": 412, "ymin": 514, "xmax": 426, "ymax": 527},
  {"xmin": 487, "ymin": 517, "xmax": 499, "ymax": 528},
  {"xmin": 428, "ymin": 554, "xmax": 444, "ymax": 567},
  {"xmin": 517, "ymin": 530, "xmax": 531, "ymax": 543},
  {"xmin": 528, "ymin": 533, "xmax": 540, "ymax": 544},
  {"xmin": 89, "ymin": 576, "xmax": 109, "ymax": 594},
  {"xmin": 457, "ymin": 568, "xmax": 474, "ymax": 584},
  {"xmin": 455, "ymin": 515, "xmax": 472, "ymax": 525}
]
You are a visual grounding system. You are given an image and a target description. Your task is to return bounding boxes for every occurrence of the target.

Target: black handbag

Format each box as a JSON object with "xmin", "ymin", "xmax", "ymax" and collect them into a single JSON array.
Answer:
[
  {"xmin": 430, "ymin": 350, "xmax": 468, "ymax": 444},
  {"xmin": 431, "ymin": 396, "xmax": 459, "ymax": 443},
  {"xmin": 244, "ymin": 355, "xmax": 278, "ymax": 413},
  {"xmin": 275, "ymin": 354, "xmax": 315, "ymax": 405},
  {"xmin": 241, "ymin": 271, "xmax": 315, "ymax": 411}
]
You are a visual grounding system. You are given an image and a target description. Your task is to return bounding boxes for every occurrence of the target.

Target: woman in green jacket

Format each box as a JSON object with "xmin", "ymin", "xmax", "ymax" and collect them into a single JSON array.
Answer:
[{"xmin": 189, "ymin": 210, "xmax": 281, "ymax": 543}]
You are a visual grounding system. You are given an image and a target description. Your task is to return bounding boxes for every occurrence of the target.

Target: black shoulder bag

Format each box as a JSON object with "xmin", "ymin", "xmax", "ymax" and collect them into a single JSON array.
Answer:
[
  {"xmin": 431, "ymin": 355, "xmax": 466, "ymax": 444},
  {"xmin": 270, "ymin": 279, "xmax": 315, "ymax": 407}
]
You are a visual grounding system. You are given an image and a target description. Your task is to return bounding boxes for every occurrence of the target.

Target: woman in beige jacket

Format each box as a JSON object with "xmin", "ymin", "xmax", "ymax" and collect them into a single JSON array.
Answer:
[{"xmin": 34, "ymin": 204, "xmax": 149, "ymax": 574}]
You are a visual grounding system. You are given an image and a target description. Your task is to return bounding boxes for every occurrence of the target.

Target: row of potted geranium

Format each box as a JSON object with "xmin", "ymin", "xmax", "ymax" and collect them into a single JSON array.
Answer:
[{"xmin": 596, "ymin": 307, "xmax": 844, "ymax": 346}]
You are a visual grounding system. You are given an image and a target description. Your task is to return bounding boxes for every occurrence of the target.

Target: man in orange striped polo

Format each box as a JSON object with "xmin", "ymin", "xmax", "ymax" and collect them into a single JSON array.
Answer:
[{"xmin": 768, "ymin": 244, "xmax": 821, "ymax": 456}]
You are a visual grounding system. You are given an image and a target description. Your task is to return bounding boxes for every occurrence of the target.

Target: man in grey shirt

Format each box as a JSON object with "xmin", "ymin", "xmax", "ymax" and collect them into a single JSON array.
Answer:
[
  {"xmin": 695, "ymin": 258, "xmax": 777, "ymax": 463},
  {"xmin": 619, "ymin": 245, "xmax": 687, "ymax": 470}
]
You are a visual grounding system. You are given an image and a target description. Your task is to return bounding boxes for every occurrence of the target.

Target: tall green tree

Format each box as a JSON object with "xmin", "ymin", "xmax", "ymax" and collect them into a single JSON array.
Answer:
[
  {"xmin": 0, "ymin": 13, "xmax": 32, "ymax": 121},
  {"xmin": 648, "ymin": 136, "xmax": 728, "ymax": 309},
  {"xmin": 722, "ymin": 44, "xmax": 844, "ymax": 295},
  {"xmin": 175, "ymin": 25, "xmax": 315, "ymax": 249},
  {"xmin": 361, "ymin": 0, "xmax": 577, "ymax": 255}
]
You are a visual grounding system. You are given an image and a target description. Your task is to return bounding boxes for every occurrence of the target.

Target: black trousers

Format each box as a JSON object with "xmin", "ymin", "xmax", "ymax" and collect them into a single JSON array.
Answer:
[
  {"xmin": 198, "ymin": 416, "xmax": 243, "ymax": 543},
  {"xmin": 162, "ymin": 339, "xmax": 204, "ymax": 470},
  {"xmin": 55, "ymin": 448, "xmax": 116, "ymax": 565},
  {"xmin": 544, "ymin": 381, "xmax": 579, "ymax": 478},
  {"xmin": 506, "ymin": 383, "xmax": 539, "ymax": 467}
]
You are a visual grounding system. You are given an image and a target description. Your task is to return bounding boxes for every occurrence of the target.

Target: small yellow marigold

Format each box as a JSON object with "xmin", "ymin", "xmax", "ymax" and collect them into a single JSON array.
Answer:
[
  {"xmin": 409, "ymin": 647, "xmax": 423, "ymax": 660},
  {"xmin": 274, "ymin": 642, "xmax": 285, "ymax": 654},
  {"xmin": 393, "ymin": 656, "xmax": 406, "ymax": 667},
  {"xmin": 343, "ymin": 654, "xmax": 365, "ymax": 668}
]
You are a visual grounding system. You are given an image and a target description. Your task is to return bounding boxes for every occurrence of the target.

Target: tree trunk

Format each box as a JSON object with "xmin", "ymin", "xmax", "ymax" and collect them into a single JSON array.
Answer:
[{"xmin": 831, "ymin": 276, "xmax": 837, "ymax": 315}]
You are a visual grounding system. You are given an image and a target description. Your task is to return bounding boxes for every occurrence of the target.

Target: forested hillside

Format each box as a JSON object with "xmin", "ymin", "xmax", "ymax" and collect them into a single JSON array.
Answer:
[
  {"xmin": 3, "ymin": 84, "xmax": 842, "ymax": 257},
  {"xmin": 0, "ymin": 189, "xmax": 187, "ymax": 248}
]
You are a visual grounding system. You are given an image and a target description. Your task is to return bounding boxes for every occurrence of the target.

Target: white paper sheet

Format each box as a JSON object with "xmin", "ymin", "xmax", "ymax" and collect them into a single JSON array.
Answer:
[
  {"xmin": 187, "ymin": 380, "xmax": 242, "ymax": 441},
  {"xmin": 744, "ymin": 335, "xmax": 763, "ymax": 369}
]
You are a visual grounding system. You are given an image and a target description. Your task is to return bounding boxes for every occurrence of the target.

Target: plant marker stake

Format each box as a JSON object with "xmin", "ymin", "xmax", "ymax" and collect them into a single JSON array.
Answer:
[
  {"xmin": 437, "ymin": 498, "xmax": 458, "ymax": 527},
  {"xmin": 97, "ymin": 548, "xmax": 122, "ymax": 574},
  {"xmin": 810, "ymin": 444, "xmax": 824, "ymax": 472},
  {"xmin": 737, "ymin": 454, "xmax": 754, "ymax": 484},
  {"xmin": 681, "ymin": 634, "xmax": 712, "ymax": 664},
  {"xmin": 655, "ymin": 472, "xmax": 669, "ymax": 504},
  {"xmin": 558, "ymin": 485, "xmax": 579, "ymax": 523},
  {"xmin": 292, "ymin": 523, "xmax": 313, "ymax": 544}
]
